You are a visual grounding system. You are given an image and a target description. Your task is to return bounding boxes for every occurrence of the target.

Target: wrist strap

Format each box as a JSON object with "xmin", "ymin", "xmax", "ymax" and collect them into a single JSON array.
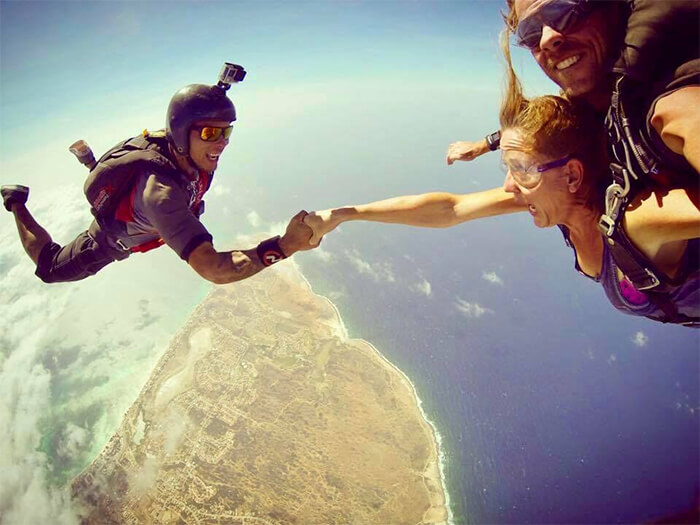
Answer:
[
  {"xmin": 257, "ymin": 235, "xmax": 286, "ymax": 266},
  {"xmin": 486, "ymin": 130, "xmax": 501, "ymax": 151}
]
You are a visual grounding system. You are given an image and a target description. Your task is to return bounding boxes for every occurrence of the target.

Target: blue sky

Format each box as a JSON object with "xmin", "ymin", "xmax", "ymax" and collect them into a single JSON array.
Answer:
[{"xmin": 0, "ymin": 1, "xmax": 546, "ymax": 133}]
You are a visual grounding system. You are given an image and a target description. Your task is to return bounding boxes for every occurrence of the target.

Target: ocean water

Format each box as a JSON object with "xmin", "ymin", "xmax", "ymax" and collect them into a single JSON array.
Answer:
[{"xmin": 296, "ymin": 214, "xmax": 700, "ymax": 524}]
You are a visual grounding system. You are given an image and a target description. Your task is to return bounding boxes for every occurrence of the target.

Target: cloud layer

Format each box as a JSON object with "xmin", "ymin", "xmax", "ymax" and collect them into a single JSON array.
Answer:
[{"xmin": 0, "ymin": 185, "xmax": 209, "ymax": 524}]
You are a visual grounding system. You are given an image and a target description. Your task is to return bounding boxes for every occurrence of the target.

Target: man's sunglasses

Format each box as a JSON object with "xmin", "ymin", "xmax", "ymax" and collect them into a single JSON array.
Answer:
[
  {"xmin": 515, "ymin": 0, "xmax": 597, "ymax": 50},
  {"xmin": 194, "ymin": 125, "xmax": 233, "ymax": 142}
]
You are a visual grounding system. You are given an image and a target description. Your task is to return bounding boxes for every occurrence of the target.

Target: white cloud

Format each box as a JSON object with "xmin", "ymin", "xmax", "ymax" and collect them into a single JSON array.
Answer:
[
  {"xmin": 310, "ymin": 247, "xmax": 334, "ymax": 262},
  {"xmin": 482, "ymin": 271, "xmax": 504, "ymax": 286},
  {"xmin": 246, "ymin": 210, "xmax": 262, "ymax": 228},
  {"xmin": 0, "ymin": 188, "xmax": 85, "ymax": 523},
  {"xmin": 631, "ymin": 331, "xmax": 648, "ymax": 348},
  {"xmin": 454, "ymin": 298, "xmax": 493, "ymax": 318},
  {"xmin": 345, "ymin": 250, "xmax": 395, "ymax": 283},
  {"xmin": 209, "ymin": 181, "xmax": 231, "ymax": 197},
  {"xmin": 269, "ymin": 220, "xmax": 288, "ymax": 236},
  {"xmin": 127, "ymin": 455, "xmax": 160, "ymax": 498},
  {"xmin": 0, "ymin": 294, "xmax": 80, "ymax": 525},
  {"xmin": 607, "ymin": 354, "xmax": 618, "ymax": 365},
  {"xmin": 328, "ymin": 290, "xmax": 347, "ymax": 301},
  {"xmin": 411, "ymin": 278, "xmax": 432, "ymax": 297},
  {"xmin": 57, "ymin": 423, "xmax": 90, "ymax": 462}
]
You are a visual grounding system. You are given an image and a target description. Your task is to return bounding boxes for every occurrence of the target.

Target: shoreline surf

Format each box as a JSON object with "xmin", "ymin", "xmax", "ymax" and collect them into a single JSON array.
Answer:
[{"xmin": 295, "ymin": 264, "xmax": 455, "ymax": 524}]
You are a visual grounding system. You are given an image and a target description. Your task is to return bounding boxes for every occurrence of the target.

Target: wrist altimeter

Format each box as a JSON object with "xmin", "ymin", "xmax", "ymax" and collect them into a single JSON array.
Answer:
[{"xmin": 257, "ymin": 236, "xmax": 287, "ymax": 266}]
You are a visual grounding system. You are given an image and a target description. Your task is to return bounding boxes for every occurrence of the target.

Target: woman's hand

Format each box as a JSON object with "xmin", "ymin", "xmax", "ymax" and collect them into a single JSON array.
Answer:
[
  {"xmin": 303, "ymin": 209, "xmax": 340, "ymax": 246},
  {"xmin": 446, "ymin": 139, "xmax": 490, "ymax": 165}
]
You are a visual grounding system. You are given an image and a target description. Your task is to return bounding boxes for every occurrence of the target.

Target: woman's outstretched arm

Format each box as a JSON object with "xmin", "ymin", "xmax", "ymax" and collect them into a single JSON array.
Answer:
[{"xmin": 304, "ymin": 187, "xmax": 524, "ymax": 245}]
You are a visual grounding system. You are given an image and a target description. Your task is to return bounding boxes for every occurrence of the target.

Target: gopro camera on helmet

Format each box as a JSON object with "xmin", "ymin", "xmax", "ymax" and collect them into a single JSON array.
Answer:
[{"xmin": 217, "ymin": 63, "xmax": 246, "ymax": 91}]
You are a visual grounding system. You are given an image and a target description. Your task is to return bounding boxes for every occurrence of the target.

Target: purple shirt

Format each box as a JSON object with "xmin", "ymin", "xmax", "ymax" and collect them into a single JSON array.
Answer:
[{"xmin": 559, "ymin": 226, "xmax": 700, "ymax": 325}]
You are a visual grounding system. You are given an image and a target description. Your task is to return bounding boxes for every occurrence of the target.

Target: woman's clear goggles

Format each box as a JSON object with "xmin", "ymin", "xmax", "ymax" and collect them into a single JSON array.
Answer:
[
  {"xmin": 194, "ymin": 125, "xmax": 233, "ymax": 142},
  {"xmin": 515, "ymin": 0, "xmax": 596, "ymax": 50},
  {"xmin": 501, "ymin": 154, "xmax": 572, "ymax": 188}
]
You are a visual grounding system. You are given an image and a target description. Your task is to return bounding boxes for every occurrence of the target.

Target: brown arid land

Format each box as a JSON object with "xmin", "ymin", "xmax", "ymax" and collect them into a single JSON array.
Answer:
[{"xmin": 71, "ymin": 262, "xmax": 449, "ymax": 524}]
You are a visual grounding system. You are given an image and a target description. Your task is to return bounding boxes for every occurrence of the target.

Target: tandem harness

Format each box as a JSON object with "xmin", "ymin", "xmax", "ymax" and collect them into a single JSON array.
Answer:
[
  {"xmin": 600, "ymin": 74, "xmax": 699, "ymax": 325},
  {"xmin": 598, "ymin": 0, "xmax": 700, "ymax": 325}
]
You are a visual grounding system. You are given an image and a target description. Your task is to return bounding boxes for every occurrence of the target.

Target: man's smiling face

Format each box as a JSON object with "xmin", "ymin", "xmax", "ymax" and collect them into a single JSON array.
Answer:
[
  {"xmin": 514, "ymin": 0, "xmax": 617, "ymax": 101},
  {"xmin": 188, "ymin": 120, "xmax": 232, "ymax": 173}
]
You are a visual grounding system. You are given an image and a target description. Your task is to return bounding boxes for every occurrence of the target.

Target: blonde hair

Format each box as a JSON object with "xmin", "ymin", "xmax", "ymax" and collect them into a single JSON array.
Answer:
[
  {"xmin": 502, "ymin": 0, "xmax": 518, "ymax": 35},
  {"xmin": 498, "ymin": 24, "xmax": 607, "ymax": 211}
]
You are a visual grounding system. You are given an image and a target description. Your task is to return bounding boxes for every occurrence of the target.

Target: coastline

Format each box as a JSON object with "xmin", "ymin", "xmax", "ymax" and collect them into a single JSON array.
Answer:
[
  {"xmin": 73, "ymin": 259, "xmax": 454, "ymax": 523},
  {"xmin": 294, "ymin": 263, "xmax": 454, "ymax": 524}
]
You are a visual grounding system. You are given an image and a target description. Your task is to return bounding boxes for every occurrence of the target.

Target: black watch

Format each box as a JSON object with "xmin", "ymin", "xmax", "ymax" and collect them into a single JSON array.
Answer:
[{"xmin": 485, "ymin": 130, "xmax": 501, "ymax": 151}]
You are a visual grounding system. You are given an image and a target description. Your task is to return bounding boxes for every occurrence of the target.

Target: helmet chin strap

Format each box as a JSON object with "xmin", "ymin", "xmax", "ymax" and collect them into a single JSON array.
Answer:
[
  {"xmin": 169, "ymin": 143, "xmax": 206, "ymax": 177},
  {"xmin": 185, "ymin": 154, "xmax": 201, "ymax": 175}
]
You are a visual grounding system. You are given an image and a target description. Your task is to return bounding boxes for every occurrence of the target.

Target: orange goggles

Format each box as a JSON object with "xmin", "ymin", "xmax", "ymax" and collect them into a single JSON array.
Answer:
[{"xmin": 195, "ymin": 125, "xmax": 233, "ymax": 142}]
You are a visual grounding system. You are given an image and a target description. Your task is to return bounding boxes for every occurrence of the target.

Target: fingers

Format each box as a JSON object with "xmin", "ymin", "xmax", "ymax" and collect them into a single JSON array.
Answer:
[
  {"xmin": 303, "ymin": 212, "xmax": 323, "ymax": 246},
  {"xmin": 292, "ymin": 209, "xmax": 309, "ymax": 222},
  {"xmin": 309, "ymin": 231, "xmax": 322, "ymax": 246},
  {"xmin": 447, "ymin": 142, "xmax": 463, "ymax": 166},
  {"xmin": 446, "ymin": 141, "xmax": 486, "ymax": 164}
]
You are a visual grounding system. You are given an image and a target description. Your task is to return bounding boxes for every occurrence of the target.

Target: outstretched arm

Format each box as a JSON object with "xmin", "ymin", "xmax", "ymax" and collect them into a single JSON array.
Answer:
[
  {"xmin": 304, "ymin": 187, "xmax": 524, "ymax": 245},
  {"xmin": 188, "ymin": 210, "xmax": 314, "ymax": 284}
]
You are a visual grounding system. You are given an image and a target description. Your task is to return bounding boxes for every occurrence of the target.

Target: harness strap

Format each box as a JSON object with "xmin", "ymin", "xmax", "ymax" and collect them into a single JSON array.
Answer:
[
  {"xmin": 644, "ymin": 291, "xmax": 699, "ymax": 325},
  {"xmin": 605, "ymin": 227, "xmax": 700, "ymax": 324},
  {"xmin": 604, "ymin": 231, "xmax": 666, "ymax": 292},
  {"xmin": 599, "ymin": 74, "xmax": 694, "ymax": 324}
]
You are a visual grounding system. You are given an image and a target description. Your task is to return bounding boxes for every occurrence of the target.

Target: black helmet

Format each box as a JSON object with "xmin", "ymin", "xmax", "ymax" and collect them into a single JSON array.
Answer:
[{"xmin": 166, "ymin": 84, "xmax": 236, "ymax": 155}]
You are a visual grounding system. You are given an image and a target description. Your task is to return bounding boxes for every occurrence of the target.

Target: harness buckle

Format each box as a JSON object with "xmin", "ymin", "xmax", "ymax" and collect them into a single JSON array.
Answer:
[
  {"xmin": 635, "ymin": 268, "xmax": 661, "ymax": 291},
  {"xmin": 598, "ymin": 214, "xmax": 616, "ymax": 237},
  {"xmin": 115, "ymin": 239, "xmax": 131, "ymax": 252},
  {"xmin": 599, "ymin": 182, "xmax": 626, "ymax": 237}
]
